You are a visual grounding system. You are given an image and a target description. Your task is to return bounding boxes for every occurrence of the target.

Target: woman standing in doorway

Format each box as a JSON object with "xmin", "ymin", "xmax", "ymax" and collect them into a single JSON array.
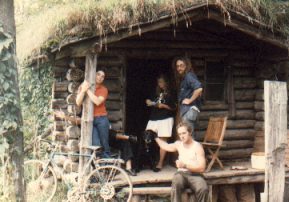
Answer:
[{"xmin": 145, "ymin": 74, "xmax": 175, "ymax": 172}]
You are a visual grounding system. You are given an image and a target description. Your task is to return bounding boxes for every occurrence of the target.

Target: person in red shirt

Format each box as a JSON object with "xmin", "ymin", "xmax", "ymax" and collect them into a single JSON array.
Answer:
[{"xmin": 76, "ymin": 70, "xmax": 110, "ymax": 158}]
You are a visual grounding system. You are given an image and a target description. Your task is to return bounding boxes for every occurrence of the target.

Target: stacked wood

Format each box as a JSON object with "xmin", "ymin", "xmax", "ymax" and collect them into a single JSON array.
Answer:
[
  {"xmin": 66, "ymin": 68, "xmax": 84, "ymax": 81},
  {"xmin": 68, "ymin": 82, "xmax": 81, "ymax": 93},
  {"xmin": 63, "ymin": 159, "xmax": 79, "ymax": 173},
  {"xmin": 67, "ymin": 104, "xmax": 82, "ymax": 115},
  {"xmin": 66, "ymin": 126, "xmax": 81, "ymax": 139}
]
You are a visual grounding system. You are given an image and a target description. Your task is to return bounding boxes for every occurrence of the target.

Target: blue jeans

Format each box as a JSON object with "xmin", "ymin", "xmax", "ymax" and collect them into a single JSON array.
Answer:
[
  {"xmin": 181, "ymin": 108, "xmax": 199, "ymax": 138},
  {"xmin": 92, "ymin": 116, "xmax": 110, "ymax": 158}
]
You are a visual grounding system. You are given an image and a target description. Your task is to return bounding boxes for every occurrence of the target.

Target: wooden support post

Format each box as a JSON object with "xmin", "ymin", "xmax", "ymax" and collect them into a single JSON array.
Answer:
[
  {"xmin": 264, "ymin": 81, "xmax": 288, "ymax": 202},
  {"xmin": 78, "ymin": 53, "xmax": 97, "ymax": 182}
]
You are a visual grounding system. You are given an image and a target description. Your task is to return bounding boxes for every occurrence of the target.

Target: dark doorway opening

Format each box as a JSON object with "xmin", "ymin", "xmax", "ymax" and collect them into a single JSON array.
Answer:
[{"xmin": 125, "ymin": 59, "xmax": 172, "ymax": 134}]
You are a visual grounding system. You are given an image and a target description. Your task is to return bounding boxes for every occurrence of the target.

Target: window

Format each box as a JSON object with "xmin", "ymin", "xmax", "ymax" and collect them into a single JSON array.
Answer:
[{"xmin": 205, "ymin": 62, "xmax": 225, "ymax": 101}]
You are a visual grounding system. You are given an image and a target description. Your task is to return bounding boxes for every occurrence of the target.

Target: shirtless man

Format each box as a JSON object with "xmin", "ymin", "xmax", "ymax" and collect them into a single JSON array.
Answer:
[{"xmin": 153, "ymin": 122, "xmax": 209, "ymax": 202}]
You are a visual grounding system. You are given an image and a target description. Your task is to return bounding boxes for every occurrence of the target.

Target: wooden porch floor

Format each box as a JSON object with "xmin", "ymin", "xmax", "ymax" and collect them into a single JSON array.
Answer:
[{"xmin": 130, "ymin": 161, "xmax": 289, "ymax": 186}]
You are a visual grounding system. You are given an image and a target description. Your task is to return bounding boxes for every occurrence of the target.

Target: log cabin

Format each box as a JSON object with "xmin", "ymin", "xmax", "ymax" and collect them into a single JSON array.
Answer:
[{"xmin": 24, "ymin": 1, "xmax": 289, "ymax": 201}]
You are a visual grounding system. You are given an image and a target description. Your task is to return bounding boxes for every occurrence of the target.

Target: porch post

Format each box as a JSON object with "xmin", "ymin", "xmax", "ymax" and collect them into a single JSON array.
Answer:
[
  {"xmin": 264, "ymin": 81, "xmax": 287, "ymax": 202},
  {"xmin": 78, "ymin": 52, "xmax": 97, "ymax": 181}
]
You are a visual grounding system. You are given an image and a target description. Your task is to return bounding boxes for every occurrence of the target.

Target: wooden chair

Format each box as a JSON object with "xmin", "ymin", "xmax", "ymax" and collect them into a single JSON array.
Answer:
[{"xmin": 202, "ymin": 116, "xmax": 227, "ymax": 172}]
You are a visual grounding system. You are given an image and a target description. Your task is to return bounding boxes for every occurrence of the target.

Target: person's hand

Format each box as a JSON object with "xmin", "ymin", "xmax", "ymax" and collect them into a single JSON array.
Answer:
[
  {"xmin": 128, "ymin": 135, "xmax": 138, "ymax": 143},
  {"xmin": 176, "ymin": 160, "xmax": 186, "ymax": 169},
  {"xmin": 157, "ymin": 103, "xmax": 165, "ymax": 109},
  {"xmin": 146, "ymin": 99, "xmax": 154, "ymax": 107},
  {"xmin": 81, "ymin": 80, "xmax": 90, "ymax": 92},
  {"xmin": 182, "ymin": 98, "xmax": 191, "ymax": 105}
]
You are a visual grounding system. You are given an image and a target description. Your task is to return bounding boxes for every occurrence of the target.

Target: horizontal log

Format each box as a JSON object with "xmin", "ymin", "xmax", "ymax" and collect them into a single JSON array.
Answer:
[
  {"xmin": 66, "ymin": 68, "xmax": 84, "ymax": 81},
  {"xmin": 66, "ymin": 94, "xmax": 77, "ymax": 105},
  {"xmin": 233, "ymin": 67, "xmax": 254, "ymax": 76},
  {"xmin": 230, "ymin": 60, "xmax": 255, "ymax": 67},
  {"xmin": 206, "ymin": 174, "xmax": 264, "ymax": 185},
  {"xmin": 198, "ymin": 120, "xmax": 255, "ymax": 130},
  {"xmin": 66, "ymin": 126, "xmax": 81, "ymax": 139},
  {"xmin": 53, "ymin": 81, "xmax": 69, "ymax": 92},
  {"xmin": 255, "ymin": 112, "xmax": 264, "ymax": 121},
  {"xmin": 256, "ymin": 80, "xmax": 265, "ymax": 89},
  {"xmin": 199, "ymin": 110, "xmax": 254, "ymax": 120},
  {"xmin": 52, "ymin": 131, "xmax": 67, "ymax": 142},
  {"xmin": 222, "ymin": 140, "xmax": 254, "ymax": 149},
  {"xmin": 254, "ymin": 121, "xmax": 264, "ymax": 131},
  {"xmin": 255, "ymin": 90, "xmax": 264, "ymax": 101},
  {"xmin": 254, "ymin": 101, "xmax": 264, "ymax": 111},
  {"xmin": 111, "ymin": 121, "xmax": 123, "ymax": 130},
  {"xmin": 52, "ymin": 99, "xmax": 67, "ymax": 109},
  {"xmin": 256, "ymin": 66, "xmax": 275, "ymax": 79},
  {"xmin": 107, "ymin": 110, "xmax": 122, "ymax": 122},
  {"xmin": 104, "ymin": 79, "xmax": 122, "ymax": 92},
  {"xmin": 63, "ymin": 159, "xmax": 79, "ymax": 173},
  {"xmin": 107, "ymin": 93, "xmax": 122, "ymax": 101},
  {"xmin": 67, "ymin": 139, "xmax": 79, "ymax": 152},
  {"xmin": 195, "ymin": 129, "xmax": 256, "ymax": 141},
  {"xmin": 234, "ymin": 78, "xmax": 256, "ymax": 89},
  {"xmin": 68, "ymin": 82, "xmax": 81, "ymax": 94},
  {"xmin": 218, "ymin": 148, "xmax": 253, "ymax": 159},
  {"xmin": 53, "ymin": 91, "xmax": 69, "ymax": 99},
  {"xmin": 67, "ymin": 104, "xmax": 82, "ymax": 115},
  {"xmin": 100, "ymin": 66, "xmax": 121, "ymax": 77},
  {"xmin": 236, "ymin": 102, "xmax": 254, "ymax": 109},
  {"xmin": 106, "ymin": 101, "xmax": 122, "ymax": 110},
  {"xmin": 235, "ymin": 90, "xmax": 255, "ymax": 101},
  {"xmin": 201, "ymin": 102, "xmax": 228, "ymax": 111}
]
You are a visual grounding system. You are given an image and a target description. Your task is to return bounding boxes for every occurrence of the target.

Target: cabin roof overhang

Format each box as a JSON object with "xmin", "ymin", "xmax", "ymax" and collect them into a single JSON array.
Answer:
[{"xmin": 52, "ymin": 3, "xmax": 289, "ymax": 61}]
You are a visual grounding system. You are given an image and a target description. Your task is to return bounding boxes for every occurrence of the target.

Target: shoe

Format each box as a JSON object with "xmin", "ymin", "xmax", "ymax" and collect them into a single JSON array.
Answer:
[
  {"xmin": 125, "ymin": 169, "xmax": 137, "ymax": 176},
  {"xmin": 153, "ymin": 167, "xmax": 161, "ymax": 172}
]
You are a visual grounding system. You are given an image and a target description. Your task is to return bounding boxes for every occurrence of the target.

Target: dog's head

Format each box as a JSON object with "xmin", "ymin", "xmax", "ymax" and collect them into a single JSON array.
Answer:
[{"xmin": 143, "ymin": 130, "xmax": 157, "ymax": 151}]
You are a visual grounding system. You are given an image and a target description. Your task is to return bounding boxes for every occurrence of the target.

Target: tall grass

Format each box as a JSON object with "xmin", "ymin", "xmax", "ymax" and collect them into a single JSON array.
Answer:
[{"xmin": 15, "ymin": 0, "xmax": 288, "ymax": 62}]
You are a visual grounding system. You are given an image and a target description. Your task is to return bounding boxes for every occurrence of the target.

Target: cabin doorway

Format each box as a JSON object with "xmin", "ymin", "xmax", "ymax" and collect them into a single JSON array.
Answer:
[{"xmin": 125, "ymin": 59, "xmax": 172, "ymax": 134}]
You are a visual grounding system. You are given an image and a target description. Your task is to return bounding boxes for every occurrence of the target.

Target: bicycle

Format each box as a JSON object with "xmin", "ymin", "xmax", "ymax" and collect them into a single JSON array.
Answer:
[{"xmin": 24, "ymin": 139, "xmax": 133, "ymax": 202}]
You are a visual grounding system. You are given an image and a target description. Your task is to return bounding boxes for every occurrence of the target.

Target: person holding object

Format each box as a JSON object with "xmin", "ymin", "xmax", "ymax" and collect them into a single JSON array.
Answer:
[
  {"xmin": 153, "ymin": 122, "xmax": 209, "ymax": 202},
  {"xmin": 76, "ymin": 70, "xmax": 110, "ymax": 158},
  {"xmin": 145, "ymin": 74, "xmax": 175, "ymax": 172},
  {"xmin": 173, "ymin": 57, "xmax": 203, "ymax": 136}
]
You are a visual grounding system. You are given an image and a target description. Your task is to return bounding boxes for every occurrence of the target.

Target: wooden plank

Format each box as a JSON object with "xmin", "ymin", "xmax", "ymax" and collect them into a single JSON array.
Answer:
[
  {"xmin": 235, "ymin": 89, "xmax": 255, "ymax": 101},
  {"xmin": 264, "ymin": 81, "xmax": 287, "ymax": 202},
  {"xmin": 79, "ymin": 53, "xmax": 97, "ymax": 182},
  {"xmin": 234, "ymin": 77, "xmax": 256, "ymax": 89}
]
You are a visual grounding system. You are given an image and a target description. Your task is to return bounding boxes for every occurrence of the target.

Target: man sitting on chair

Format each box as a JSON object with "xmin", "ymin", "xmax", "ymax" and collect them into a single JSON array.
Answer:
[{"xmin": 153, "ymin": 121, "xmax": 209, "ymax": 202}]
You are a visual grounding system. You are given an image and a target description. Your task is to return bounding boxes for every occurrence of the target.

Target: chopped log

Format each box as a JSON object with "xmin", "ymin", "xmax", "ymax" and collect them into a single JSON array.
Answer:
[
  {"xmin": 54, "ymin": 121, "xmax": 66, "ymax": 131},
  {"xmin": 222, "ymin": 140, "xmax": 254, "ymax": 149},
  {"xmin": 66, "ymin": 68, "xmax": 84, "ymax": 81},
  {"xmin": 254, "ymin": 121, "xmax": 264, "ymax": 131},
  {"xmin": 67, "ymin": 104, "xmax": 82, "ymax": 115},
  {"xmin": 53, "ymin": 91, "xmax": 69, "ymax": 99},
  {"xmin": 218, "ymin": 148, "xmax": 253, "ymax": 159},
  {"xmin": 63, "ymin": 159, "xmax": 79, "ymax": 173},
  {"xmin": 66, "ymin": 94, "xmax": 77, "ymax": 105},
  {"xmin": 255, "ymin": 112, "xmax": 264, "ymax": 121},
  {"xmin": 106, "ymin": 101, "xmax": 122, "ymax": 110},
  {"xmin": 66, "ymin": 126, "xmax": 81, "ymax": 139},
  {"xmin": 235, "ymin": 90, "xmax": 255, "ymax": 101},
  {"xmin": 255, "ymin": 90, "xmax": 264, "ymax": 101},
  {"xmin": 60, "ymin": 144, "xmax": 69, "ymax": 153},
  {"xmin": 68, "ymin": 153, "xmax": 79, "ymax": 162},
  {"xmin": 254, "ymin": 101, "xmax": 264, "ymax": 111},
  {"xmin": 107, "ymin": 110, "xmax": 122, "ymax": 122},
  {"xmin": 68, "ymin": 82, "xmax": 81, "ymax": 94},
  {"xmin": 67, "ymin": 139, "xmax": 79, "ymax": 152},
  {"xmin": 234, "ymin": 78, "xmax": 256, "ymax": 89},
  {"xmin": 52, "ymin": 131, "xmax": 67, "ymax": 142},
  {"xmin": 51, "ymin": 99, "xmax": 67, "ymax": 109},
  {"xmin": 53, "ymin": 81, "xmax": 69, "ymax": 92},
  {"xmin": 264, "ymin": 81, "xmax": 287, "ymax": 202},
  {"xmin": 236, "ymin": 102, "xmax": 254, "ymax": 109}
]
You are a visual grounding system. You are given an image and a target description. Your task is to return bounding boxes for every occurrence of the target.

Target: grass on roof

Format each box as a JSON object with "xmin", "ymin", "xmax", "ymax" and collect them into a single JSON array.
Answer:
[{"xmin": 15, "ymin": 0, "xmax": 289, "ymax": 62}]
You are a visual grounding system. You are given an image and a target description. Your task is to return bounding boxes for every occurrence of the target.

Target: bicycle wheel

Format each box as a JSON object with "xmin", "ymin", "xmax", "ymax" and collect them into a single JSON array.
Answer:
[
  {"xmin": 83, "ymin": 165, "xmax": 133, "ymax": 202},
  {"xmin": 24, "ymin": 160, "xmax": 58, "ymax": 202}
]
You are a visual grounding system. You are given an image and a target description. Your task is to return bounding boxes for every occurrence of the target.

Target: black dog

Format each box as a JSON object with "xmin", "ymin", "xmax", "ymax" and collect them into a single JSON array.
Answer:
[{"xmin": 135, "ymin": 130, "xmax": 158, "ymax": 172}]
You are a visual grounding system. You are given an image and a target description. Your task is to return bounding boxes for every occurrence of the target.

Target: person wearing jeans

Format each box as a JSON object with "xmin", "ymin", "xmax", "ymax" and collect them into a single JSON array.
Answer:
[{"xmin": 76, "ymin": 70, "xmax": 110, "ymax": 158}]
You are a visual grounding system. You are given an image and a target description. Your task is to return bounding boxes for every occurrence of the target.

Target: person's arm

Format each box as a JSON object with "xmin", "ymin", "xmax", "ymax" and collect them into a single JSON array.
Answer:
[
  {"xmin": 182, "ymin": 88, "xmax": 202, "ymax": 105},
  {"xmin": 86, "ymin": 89, "xmax": 106, "ymax": 106},
  {"xmin": 176, "ymin": 143, "xmax": 206, "ymax": 173},
  {"xmin": 76, "ymin": 81, "xmax": 90, "ymax": 106},
  {"xmin": 155, "ymin": 138, "xmax": 177, "ymax": 152}
]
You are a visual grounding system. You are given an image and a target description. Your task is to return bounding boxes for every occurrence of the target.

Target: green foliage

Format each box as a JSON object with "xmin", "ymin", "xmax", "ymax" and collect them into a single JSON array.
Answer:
[{"xmin": 19, "ymin": 63, "xmax": 53, "ymax": 141}]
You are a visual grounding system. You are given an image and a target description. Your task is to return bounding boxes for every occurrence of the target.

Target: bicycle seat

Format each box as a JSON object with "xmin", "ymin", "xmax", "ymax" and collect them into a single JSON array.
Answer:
[{"xmin": 82, "ymin": 145, "xmax": 102, "ymax": 152}]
